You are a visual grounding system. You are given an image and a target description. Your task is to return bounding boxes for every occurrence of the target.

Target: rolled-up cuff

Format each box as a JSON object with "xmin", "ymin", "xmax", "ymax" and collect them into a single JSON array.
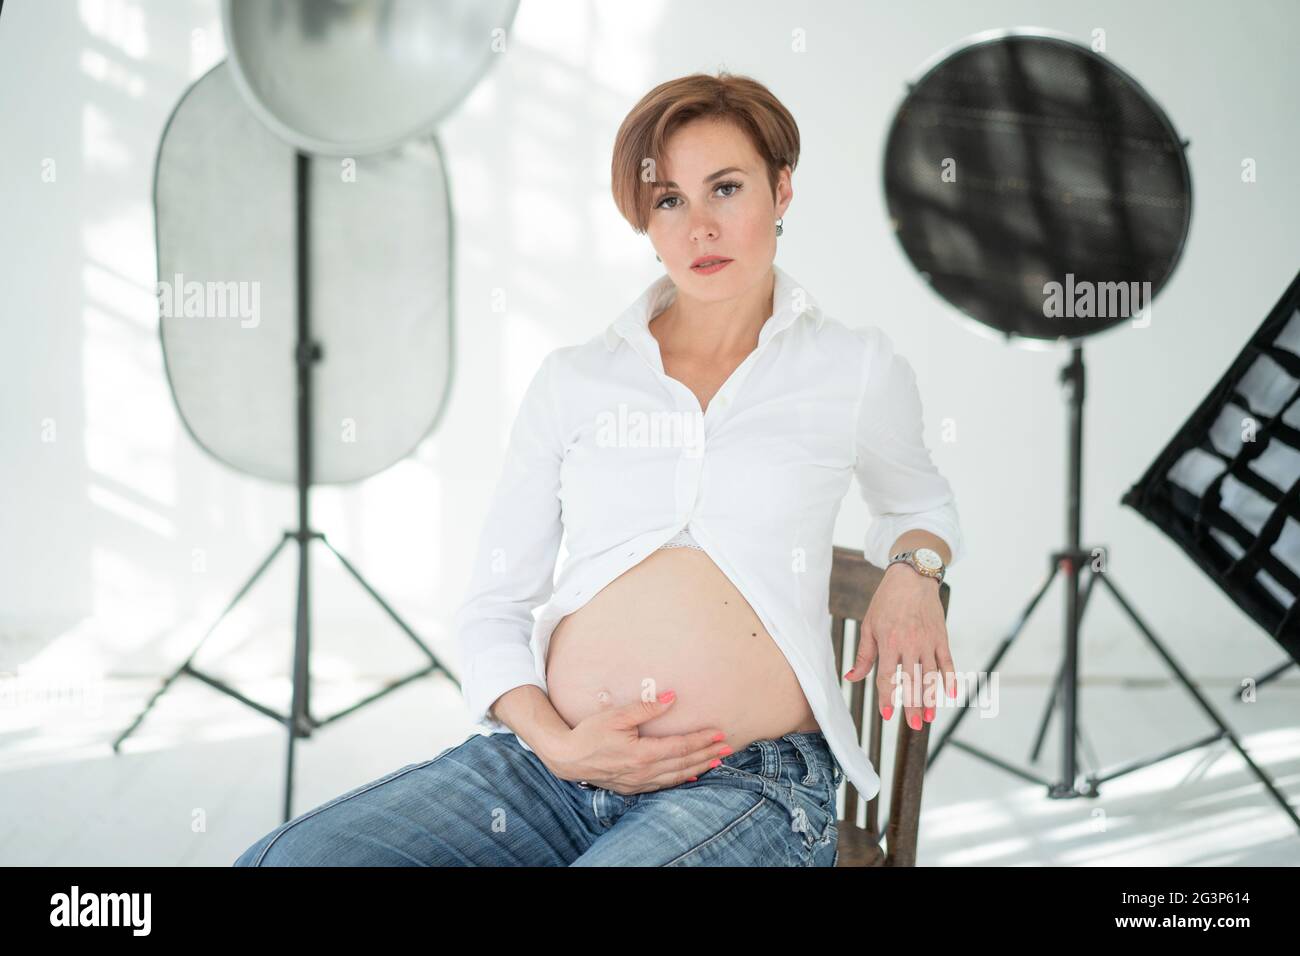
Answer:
[
  {"xmin": 462, "ymin": 642, "xmax": 545, "ymax": 733},
  {"xmin": 863, "ymin": 507, "xmax": 964, "ymax": 571}
]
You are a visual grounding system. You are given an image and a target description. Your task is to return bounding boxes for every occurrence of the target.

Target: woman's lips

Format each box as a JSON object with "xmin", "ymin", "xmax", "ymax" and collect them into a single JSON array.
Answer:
[{"xmin": 691, "ymin": 259, "xmax": 732, "ymax": 275}]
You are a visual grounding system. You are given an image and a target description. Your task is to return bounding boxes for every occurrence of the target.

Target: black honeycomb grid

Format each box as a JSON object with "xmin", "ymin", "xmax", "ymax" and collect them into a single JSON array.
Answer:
[{"xmin": 1124, "ymin": 268, "xmax": 1300, "ymax": 653}]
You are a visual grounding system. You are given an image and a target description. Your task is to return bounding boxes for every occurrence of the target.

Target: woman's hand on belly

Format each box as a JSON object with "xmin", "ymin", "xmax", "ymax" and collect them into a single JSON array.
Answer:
[
  {"xmin": 545, "ymin": 547, "xmax": 820, "ymax": 752},
  {"xmin": 541, "ymin": 690, "xmax": 733, "ymax": 795}
]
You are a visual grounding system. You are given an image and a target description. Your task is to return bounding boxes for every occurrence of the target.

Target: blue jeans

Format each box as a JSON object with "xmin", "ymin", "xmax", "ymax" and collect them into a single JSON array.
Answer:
[{"xmin": 233, "ymin": 730, "xmax": 843, "ymax": 866}]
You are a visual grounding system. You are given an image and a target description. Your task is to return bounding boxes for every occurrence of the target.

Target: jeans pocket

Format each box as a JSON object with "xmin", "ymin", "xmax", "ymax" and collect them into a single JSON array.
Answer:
[
  {"xmin": 708, "ymin": 747, "xmax": 769, "ymax": 783},
  {"xmin": 706, "ymin": 763, "xmax": 766, "ymax": 788}
]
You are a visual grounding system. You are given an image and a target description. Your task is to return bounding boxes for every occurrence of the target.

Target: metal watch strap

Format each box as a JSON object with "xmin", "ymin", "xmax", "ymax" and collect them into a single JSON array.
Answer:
[{"xmin": 889, "ymin": 549, "xmax": 944, "ymax": 583}]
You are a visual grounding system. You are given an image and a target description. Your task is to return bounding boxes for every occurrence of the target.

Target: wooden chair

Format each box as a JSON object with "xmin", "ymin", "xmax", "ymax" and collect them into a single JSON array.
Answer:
[{"xmin": 829, "ymin": 545, "xmax": 951, "ymax": 867}]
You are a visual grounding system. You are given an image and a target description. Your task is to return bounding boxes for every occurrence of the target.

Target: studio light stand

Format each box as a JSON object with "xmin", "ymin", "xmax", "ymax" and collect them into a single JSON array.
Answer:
[
  {"xmin": 871, "ymin": 29, "xmax": 1300, "ymax": 843},
  {"xmin": 925, "ymin": 344, "xmax": 1300, "ymax": 833},
  {"xmin": 115, "ymin": 154, "xmax": 458, "ymax": 824}
]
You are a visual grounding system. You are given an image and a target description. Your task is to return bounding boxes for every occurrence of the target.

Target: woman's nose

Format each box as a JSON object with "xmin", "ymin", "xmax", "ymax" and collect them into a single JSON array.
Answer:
[{"xmin": 690, "ymin": 220, "xmax": 718, "ymax": 242}]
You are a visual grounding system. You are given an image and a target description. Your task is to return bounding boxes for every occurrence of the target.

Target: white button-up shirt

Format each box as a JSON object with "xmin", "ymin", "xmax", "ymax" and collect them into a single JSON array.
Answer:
[{"xmin": 453, "ymin": 263, "xmax": 964, "ymax": 801}]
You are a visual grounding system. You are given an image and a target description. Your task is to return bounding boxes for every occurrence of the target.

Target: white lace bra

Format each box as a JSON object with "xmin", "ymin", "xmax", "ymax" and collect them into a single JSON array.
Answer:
[{"xmin": 656, "ymin": 526, "xmax": 705, "ymax": 552}]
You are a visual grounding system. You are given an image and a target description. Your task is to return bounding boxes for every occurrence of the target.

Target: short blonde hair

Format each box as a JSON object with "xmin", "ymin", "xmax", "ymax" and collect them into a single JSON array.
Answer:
[{"xmin": 610, "ymin": 71, "xmax": 800, "ymax": 235}]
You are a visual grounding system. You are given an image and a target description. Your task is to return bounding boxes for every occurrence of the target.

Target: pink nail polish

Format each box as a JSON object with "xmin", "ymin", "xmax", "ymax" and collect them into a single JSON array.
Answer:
[
  {"xmin": 909, "ymin": 714, "xmax": 921, "ymax": 730},
  {"xmin": 658, "ymin": 689, "xmax": 675, "ymax": 703},
  {"xmin": 687, "ymin": 776, "xmax": 698, "ymax": 782},
  {"xmin": 924, "ymin": 707, "xmax": 935, "ymax": 722},
  {"xmin": 718, "ymin": 746, "xmax": 733, "ymax": 756},
  {"xmin": 709, "ymin": 758, "xmax": 721, "ymax": 768},
  {"xmin": 711, "ymin": 732, "xmax": 725, "ymax": 742},
  {"xmin": 881, "ymin": 705, "xmax": 893, "ymax": 720}
]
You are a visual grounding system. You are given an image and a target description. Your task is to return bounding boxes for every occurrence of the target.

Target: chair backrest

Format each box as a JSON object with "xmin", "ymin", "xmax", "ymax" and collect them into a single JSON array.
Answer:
[{"xmin": 828, "ymin": 545, "xmax": 951, "ymax": 866}]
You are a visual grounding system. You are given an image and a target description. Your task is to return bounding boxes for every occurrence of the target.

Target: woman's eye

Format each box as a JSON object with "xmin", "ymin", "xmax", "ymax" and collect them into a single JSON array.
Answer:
[{"xmin": 654, "ymin": 181, "xmax": 743, "ymax": 210}]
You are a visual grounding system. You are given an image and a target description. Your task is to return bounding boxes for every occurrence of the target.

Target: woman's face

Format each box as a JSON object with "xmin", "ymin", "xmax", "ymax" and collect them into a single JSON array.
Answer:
[{"xmin": 646, "ymin": 117, "xmax": 791, "ymax": 304}]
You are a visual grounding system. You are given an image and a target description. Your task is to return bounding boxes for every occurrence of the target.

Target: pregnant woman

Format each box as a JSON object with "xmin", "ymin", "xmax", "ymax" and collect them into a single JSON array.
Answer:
[{"xmin": 235, "ymin": 70, "xmax": 964, "ymax": 867}]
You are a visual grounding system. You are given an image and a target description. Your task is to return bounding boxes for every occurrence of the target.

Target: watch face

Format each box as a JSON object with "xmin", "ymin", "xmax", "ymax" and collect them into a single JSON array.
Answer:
[{"xmin": 914, "ymin": 548, "xmax": 943, "ymax": 570}]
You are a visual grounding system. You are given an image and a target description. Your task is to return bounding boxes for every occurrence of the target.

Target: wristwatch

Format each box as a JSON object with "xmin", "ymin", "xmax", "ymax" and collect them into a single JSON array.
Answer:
[{"xmin": 887, "ymin": 547, "xmax": 946, "ymax": 584}]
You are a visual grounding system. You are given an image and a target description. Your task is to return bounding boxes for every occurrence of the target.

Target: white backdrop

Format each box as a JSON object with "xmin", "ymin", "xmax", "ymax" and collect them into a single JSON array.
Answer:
[{"xmin": 2, "ymin": 0, "xmax": 1298, "ymax": 733}]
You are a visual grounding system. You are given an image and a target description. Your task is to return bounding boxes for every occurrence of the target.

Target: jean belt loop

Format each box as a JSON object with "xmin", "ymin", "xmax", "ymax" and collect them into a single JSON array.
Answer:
[
  {"xmin": 786, "ymin": 733, "xmax": 822, "ymax": 786},
  {"xmin": 755, "ymin": 738, "xmax": 779, "ymax": 781}
]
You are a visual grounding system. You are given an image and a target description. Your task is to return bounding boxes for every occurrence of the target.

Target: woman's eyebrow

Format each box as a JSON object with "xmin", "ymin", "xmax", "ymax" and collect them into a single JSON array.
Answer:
[{"xmin": 653, "ymin": 166, "xmax": 748, "ymax": 190}]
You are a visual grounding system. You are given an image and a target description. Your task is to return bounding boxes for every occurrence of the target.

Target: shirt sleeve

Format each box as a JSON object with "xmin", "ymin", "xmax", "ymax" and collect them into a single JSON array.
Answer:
[
  {"xmin": 853, "ymin": 325, "xmax": 965, "ymax": 571},
  {"xmin": 452, "ymin": 349, "xmax": 565, "ymax": 733}
]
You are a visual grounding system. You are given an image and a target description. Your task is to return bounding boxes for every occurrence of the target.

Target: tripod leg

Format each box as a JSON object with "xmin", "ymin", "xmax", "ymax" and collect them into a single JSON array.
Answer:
[
  {"xmin": 927, "ymin": 562, "xmax": 1059, "ymax": 771},
  {"xmin": 1030, "ymin": 665, "xmax": 1066, "ymax": 765},
  {"xmin": 1030, "ymin": 569, "xmax": 1101, "ymax": 763},
  {"xmin": 317, "ymin": 535, "xmax": 456, "ymax": 682},
  {"xmin": 285, "ymin": 530, "xmax": 313, "ymax": 824},
  {"xmin": 1232, "ymin": 658, "xmax": 1296, "ymax": 704},
  {"xmin": 112, "ymin": 534, "xmax": 290, "ymax": 752},
  {"xmin": 1029, "ymin": 676, "xmax": 1102, "ymax": 778},
  {"xmin": 1095, "ymin": 571, "xmax": 1300, "ymax": 833}
]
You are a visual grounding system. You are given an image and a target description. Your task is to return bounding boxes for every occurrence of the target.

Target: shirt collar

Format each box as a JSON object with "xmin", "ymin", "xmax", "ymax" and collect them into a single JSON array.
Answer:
[{"xmin": 603, "ymin": 263, "xmax": 824, "ymax": 353}]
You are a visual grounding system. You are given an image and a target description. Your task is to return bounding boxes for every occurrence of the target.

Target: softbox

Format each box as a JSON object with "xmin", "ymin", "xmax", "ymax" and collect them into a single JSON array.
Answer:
[{"xmin": 1124, "ymin": 268, "xmax": 1300, "ymax": 653}]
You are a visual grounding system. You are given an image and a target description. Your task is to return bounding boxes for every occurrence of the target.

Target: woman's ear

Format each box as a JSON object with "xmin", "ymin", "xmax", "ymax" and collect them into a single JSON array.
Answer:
[{"xmin": 775, "ymin": 170, "xmax": 793, "ymax": 219}]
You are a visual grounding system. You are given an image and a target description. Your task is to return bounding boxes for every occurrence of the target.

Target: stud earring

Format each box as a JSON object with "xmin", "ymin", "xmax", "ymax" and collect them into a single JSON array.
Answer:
[
  {"xmin": 655, "ymin": 254, "xmax": 661, "ymax": 261},
  {"xmin": 776, "ymin": 217, "xmax": 784, "ymax": 237}
]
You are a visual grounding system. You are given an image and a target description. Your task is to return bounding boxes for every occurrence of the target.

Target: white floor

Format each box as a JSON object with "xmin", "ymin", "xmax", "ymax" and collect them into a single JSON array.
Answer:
[
  {"xmin": 3, "ymin": 670, "xmax": 1298, "ymax": 866},
  {"xmin": 903, "ymin": 681, "xmax": 1300, "ymax": 866}
]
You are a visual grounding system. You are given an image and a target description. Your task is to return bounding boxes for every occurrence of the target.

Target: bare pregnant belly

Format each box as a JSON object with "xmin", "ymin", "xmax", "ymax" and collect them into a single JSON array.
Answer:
[{"xmin": 544, "ymin": 545, "xmax": 820, "ymax": 752}]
